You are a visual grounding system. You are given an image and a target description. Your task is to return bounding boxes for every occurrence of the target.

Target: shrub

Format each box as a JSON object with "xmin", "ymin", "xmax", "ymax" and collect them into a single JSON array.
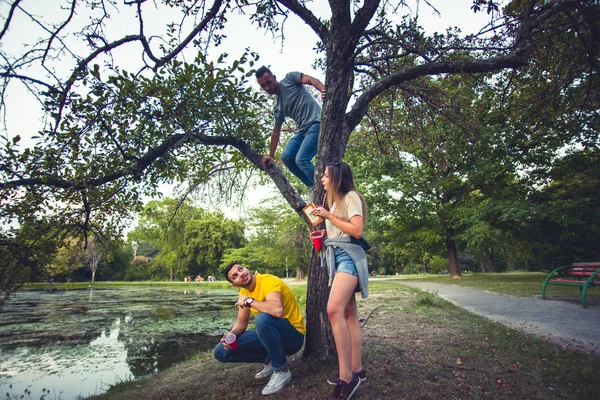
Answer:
[
  {"xmin": 411, "ymin": 289, "xmax": 440, "ymax": 308},
  {"xmin": 427, "ymin": 256, "xmax": 448, "ymax": 274}
]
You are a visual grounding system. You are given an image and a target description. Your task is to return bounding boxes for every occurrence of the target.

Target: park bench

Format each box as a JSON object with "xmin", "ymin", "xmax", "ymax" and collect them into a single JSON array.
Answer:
[{"xmin": 542, "ymin": 262, "xmax": 600, "ymax": 308}]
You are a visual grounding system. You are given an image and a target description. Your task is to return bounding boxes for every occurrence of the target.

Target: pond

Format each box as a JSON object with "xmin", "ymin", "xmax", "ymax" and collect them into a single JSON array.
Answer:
[{"xmin": 0, "ymin": 285, "xmax": 239, "ymax": 399}]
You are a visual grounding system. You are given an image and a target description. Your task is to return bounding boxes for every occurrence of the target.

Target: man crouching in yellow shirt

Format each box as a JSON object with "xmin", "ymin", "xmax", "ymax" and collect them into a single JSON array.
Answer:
[{"xmin": 214, "ymin": 262, "xmax": 305, "ymax": 396}]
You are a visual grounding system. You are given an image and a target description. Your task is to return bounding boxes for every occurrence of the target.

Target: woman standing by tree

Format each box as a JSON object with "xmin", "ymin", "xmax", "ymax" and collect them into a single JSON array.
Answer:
[{"xmin": 312, "ymin": 161, "xmax": 369, "ymax": 400}]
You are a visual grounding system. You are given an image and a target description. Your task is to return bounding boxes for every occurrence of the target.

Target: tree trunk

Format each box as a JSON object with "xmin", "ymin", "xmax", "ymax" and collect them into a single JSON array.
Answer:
[
  {"xmin": 296, "ymin": 265, "xmax": 303, "ymax": 280},
  {"xmin": 446, "ymin": 228, "xmax": 462, "ymax": 278},
  {"xmin": 479, "ymin": 258, "xmax": 487, "ymax": 273},
  {"xmin": 304, "ymin": 251, "xmax": 335, "ymax": 359},
  {"xmin": 484, "ymin": 248, "xmax": 495, "ymax": 272},
  {"xmin": 90, "ymin": 258, "xmax": 98, "ymax": 283},
  {"xmin": 302, "ymin": 19, "xmax": 356, "ymax": 360}
]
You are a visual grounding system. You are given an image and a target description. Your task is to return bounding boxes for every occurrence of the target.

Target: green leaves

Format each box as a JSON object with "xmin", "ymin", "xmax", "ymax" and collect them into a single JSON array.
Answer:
[
  {"xmin": 221, "ymin": 198, "xmax": 311, "ymax": 277},
  {"xmin": 1, "ymin": 50, "xmax": 265, "ymax": 248},
  {"xmin": 128, "ymin": 198, "xmax": 246, "ymax": 279}
]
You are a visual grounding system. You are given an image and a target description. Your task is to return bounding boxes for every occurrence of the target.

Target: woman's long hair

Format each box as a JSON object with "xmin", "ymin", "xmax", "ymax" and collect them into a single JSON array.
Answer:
[{"xmin": 325, "ymin": 161, "xmax": 367, "ymax": 226}]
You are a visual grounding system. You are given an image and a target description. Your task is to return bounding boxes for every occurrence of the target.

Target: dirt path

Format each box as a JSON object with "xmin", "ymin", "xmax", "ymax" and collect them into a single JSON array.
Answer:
[{"xmin": 396, "ymin": 280, "xmax": 600, "ymax": 354}]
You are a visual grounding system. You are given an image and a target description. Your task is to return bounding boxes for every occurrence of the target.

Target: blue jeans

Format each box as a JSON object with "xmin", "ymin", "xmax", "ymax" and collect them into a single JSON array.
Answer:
[
  {"xmin": 281, "ymin": 122, "xmax": 320, "ymax": 187},
  {"xmin": 213, "ymin": 313, "xmax": 305, "ymax": 371}
]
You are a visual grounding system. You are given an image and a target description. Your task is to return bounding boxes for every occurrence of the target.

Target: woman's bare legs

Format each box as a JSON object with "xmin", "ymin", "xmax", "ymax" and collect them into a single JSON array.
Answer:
[
  {"xmin": 345, "ymin": 294, "xmax": 363, "ymax": 373},
  {"xmin": 327, "ymin": 272, "xmax": 359, "ymax": 383}
]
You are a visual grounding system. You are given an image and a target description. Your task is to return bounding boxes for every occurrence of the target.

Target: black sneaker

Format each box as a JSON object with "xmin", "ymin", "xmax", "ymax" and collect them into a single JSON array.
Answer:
[
  {"xmin": 328, "ymin": 374, "xmax": 361, "ymax": 400},
  {"xmin": 327, "ymin": 370, "xmax": 367, "ymax": 385}
]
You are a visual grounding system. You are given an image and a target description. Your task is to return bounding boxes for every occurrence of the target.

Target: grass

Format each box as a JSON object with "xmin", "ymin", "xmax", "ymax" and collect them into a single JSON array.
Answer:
[
  {"xmin": 87, "ymin": 280, "xmax": 600, "ymax": 400},
  {"xmin": 383, "ymin": 271, "xmax": 600, "ymax": 301}
]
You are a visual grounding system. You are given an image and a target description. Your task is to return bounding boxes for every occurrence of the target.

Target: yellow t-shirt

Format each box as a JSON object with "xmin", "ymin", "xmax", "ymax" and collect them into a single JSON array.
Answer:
[{"xmin": 240, "ymin": 273, "xmax": 306, "ymax": 335}]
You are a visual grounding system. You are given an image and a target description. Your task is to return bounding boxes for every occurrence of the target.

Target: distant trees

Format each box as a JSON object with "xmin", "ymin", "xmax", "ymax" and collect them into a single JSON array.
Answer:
[
  {"xmin": 45, "ymin": 238, "xmax": 87, "ymax": 282},
  {"xmin": 222, "ymin": 197, "xmax": 311, "ymax": 278},
  {"xmin": 128, "ymin": 198, "xmax": 246, "ymax": 280},
  {"xmin": 43, "ymin": 235, "xmax": 112, "ymax": 282},
  {"xmin": 348, "ymin": 50, "xmax": 600, "ymax": 274},
  {"xmin": 523, "ymin": 151, "xmax": 600, "ymax": 267}
]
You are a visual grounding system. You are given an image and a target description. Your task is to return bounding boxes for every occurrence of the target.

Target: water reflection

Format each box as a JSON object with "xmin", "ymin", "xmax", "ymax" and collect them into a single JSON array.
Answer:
[{"xmin": 0, "ymin": 286, "xmax": 238, "ymax": 399}]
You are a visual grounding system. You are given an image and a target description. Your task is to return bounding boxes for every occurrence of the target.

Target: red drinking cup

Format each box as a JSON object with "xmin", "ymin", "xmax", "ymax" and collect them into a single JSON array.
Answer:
[
  {"xmin": 310, "ymin": 231, "xmax": 323, "ymax": 251},
  {"xmin": 224, "ymin": 332, "xmax": 238, "ymax": 349}
]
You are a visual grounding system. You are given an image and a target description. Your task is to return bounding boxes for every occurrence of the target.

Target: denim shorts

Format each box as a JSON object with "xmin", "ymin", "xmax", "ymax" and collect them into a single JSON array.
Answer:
[{"xmin": 334, "ymin": 247, "xmax": 358, "ymax": 276}]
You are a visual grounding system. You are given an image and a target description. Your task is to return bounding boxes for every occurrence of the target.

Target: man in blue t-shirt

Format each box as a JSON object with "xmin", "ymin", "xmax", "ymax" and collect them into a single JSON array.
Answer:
[{"xmin": 256, "ymin": 66, "xmax": 325, "ymax": 189}]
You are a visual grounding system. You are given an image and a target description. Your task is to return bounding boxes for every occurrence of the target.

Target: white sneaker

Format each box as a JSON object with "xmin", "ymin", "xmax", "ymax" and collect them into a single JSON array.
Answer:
[
  {"xmin": 255, "ymin": 362, "xmax": 273, "ymax": 379},
  {"xmin": 261, "ymin": 369, "xmax": 292, "ymax": 395}
]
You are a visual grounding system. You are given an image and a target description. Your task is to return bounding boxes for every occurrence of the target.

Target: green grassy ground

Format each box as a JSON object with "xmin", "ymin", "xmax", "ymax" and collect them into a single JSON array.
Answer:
[{"xmin": 380, "ymin": 271, "xmax": 600, "ymax": 300}]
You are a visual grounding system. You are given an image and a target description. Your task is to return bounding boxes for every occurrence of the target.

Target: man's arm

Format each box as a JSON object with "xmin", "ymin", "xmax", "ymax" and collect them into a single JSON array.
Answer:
[
  {"xmin": 300, "ymin": 73, "xmax": 326, "ymax": 100},
  {"xmin": 221, "ymin": 304, "xmax": 250, "ymax": 350},
  {"xmin": 230, "ymin": 305, "xmax": 250, "ymax": 336},
  {"xmin": 237, "ymin": 291, "xmax": 284, "ymax": 318},
  {"xmin": 261, "ymin": 124, "xmax": 282, "ymax": 168}
]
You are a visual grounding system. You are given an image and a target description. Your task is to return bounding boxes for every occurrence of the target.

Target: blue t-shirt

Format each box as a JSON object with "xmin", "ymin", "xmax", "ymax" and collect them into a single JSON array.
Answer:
[{"xmin": 274, "ymin": 72, "xmax": 321, "ymax": 131}]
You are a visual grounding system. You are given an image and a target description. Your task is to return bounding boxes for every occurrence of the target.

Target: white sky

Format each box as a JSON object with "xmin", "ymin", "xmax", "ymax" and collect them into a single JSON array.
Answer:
[{"xmin": 0, "ymin": 0, "xmax": 496, "ymax": 224}]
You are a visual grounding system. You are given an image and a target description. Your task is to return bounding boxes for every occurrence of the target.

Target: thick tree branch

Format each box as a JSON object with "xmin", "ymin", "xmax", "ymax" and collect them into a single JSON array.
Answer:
[
  {"xmin": 277, "ymin": 0, "xmax": 329, "ymax": 43},
  {"xmin": 346, "ymin": 55, "xmax": 526, "ymax": 131},
  {"xmin": 275, "ymin": 0, "xmax": 329, "ymax": 43},
  {"xmin": 350, "ymin": 0, "xmax": 380, "ymax": 39},
  {"xmin": 345, "ymin": 0, "xmax": 588, "ymax": 132},
  {"xmin": 1, "ymin": 129, "xmax": 313, "ymax": 225}
]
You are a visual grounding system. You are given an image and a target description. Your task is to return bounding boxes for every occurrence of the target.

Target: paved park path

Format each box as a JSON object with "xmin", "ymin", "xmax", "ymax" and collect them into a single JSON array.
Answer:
[{"xmin": 394, "ymin": 280, "xmax": 600, "ymax": 355}]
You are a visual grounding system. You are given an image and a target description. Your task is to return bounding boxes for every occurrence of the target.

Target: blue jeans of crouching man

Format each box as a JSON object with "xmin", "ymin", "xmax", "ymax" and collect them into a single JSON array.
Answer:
[{"xmin": 213, "ymin": 313, "xmax": 305, "ymax": 371}]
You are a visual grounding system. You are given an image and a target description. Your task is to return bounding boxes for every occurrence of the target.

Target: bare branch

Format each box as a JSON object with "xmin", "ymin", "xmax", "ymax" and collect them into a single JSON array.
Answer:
[
  {"xmin": 275, "ymin": 0, "xmax": 329, "ymax": 42},
  {"xmin": 350, "ymin": 0, "xmax": 380, "ymax": 39},
  {"xmin": 0, "ymin": 0, "xmax": 23, "ymax": 41},
  {"xmin": 137, "ymin": 0, "xmax": 224, "ymax": 70},
  {"xmin": 0, "ymin": 72, "xmax": 57, "ymax": 91},
  {"xmin": 43, "ymin": 0, "xmax": 77, "ymax": 64}
]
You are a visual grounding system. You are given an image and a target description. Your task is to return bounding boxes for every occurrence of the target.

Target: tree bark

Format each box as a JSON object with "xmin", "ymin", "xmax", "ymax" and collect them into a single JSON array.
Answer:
[
  {"xmin": 301, "ymin": 1, "xmax": 360, "ymax": 360},
  {"xmin": 484, "ymin": 248, "xmax": 495, "ymax": 273},
  {"xmin": 296, "ymin": 266, "xmax": 303, "ymax": 280},
  {"xmin": 446, "ymin": 228, "xmax": 462, "ymax": 278},
  {"xmin": 479, "ymin": 258, "xmax": 487, "ymax": 273},
  {"xmin": 304, "ymin": 251, "xmax": 335, "ymax": 359},
  {"xmin": 90, "ymin": 257, "xmax": 98, "ymax": 283}
]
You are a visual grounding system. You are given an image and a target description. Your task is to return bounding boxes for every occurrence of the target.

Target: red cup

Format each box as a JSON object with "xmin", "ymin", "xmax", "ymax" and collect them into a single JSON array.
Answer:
[
  {"xmin": 310, "ymin": 231, "xmax": 323, "ymax": 251},
  {"xmin": 224, "ymin": 332, "xmax": 238, "ymax": 349}
]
